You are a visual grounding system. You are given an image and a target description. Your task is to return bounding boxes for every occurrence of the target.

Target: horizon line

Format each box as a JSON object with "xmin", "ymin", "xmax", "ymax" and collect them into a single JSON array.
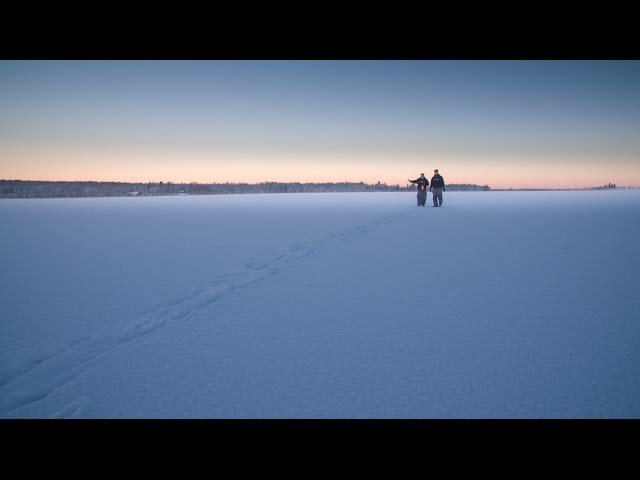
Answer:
[
  {"xmin": 1, "ymin": 178, "xmax": 635, "ymax": 191},
  {"xmin": 0, "ymin": 177, "xmax": 486, "ymax": 185}
]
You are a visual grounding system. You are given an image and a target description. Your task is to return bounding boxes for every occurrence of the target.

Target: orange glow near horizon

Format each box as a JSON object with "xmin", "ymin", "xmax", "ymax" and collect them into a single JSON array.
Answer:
[{"xmin": 1, "ymin": 148, "xmax": 639, "ymax": 189}]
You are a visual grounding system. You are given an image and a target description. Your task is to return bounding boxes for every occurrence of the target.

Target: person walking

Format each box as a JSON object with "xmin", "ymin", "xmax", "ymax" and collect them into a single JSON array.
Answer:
[
  {"xmin": 430, "ymin": 169, "xmax": 445, "ymax": 207},
  {"xmin": 408, "ymin": 173, "xmax": 429, "ymax": 206}
]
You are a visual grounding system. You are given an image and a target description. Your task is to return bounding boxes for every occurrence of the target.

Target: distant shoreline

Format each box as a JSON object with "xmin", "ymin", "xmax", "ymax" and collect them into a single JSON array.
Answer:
[
  {"xmin": 0, "ymin": 179, "xmax": 490, "ymax": 199},
  {"xmin": 0, "ymin": 179, "xmax": 632, "ymax": 199}
]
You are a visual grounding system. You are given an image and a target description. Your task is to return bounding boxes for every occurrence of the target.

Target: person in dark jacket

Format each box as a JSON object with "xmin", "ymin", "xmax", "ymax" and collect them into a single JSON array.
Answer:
[
  {"xmin": 408, "ymin": 173, "xmax": 429, "ymax": 206},
  {"xmin": 430, "ymin": 169, "xmax": 445, "ymax": 207}
]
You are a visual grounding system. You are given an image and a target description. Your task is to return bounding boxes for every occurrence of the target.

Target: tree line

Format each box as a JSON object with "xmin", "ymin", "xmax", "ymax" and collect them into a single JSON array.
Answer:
[{"xmin": 0, "ymin": 180, "xmax": 491, "ymax": 199}]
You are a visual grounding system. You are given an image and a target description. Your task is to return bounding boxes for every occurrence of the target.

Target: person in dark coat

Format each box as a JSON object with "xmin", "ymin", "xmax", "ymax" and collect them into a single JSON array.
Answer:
[
  {"xmin": 430, "ymin": 169, "xmax": 445, "ymax": 207},
  {"xmin": 408, "ymin": 173, "xmax": 429, "ymax": 206}
]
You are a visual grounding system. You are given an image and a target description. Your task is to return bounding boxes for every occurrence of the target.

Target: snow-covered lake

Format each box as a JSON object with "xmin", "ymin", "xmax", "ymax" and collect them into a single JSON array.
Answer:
[{"xmin": 1, "ymin": 190, "xmax": 639, "ymax": 418}]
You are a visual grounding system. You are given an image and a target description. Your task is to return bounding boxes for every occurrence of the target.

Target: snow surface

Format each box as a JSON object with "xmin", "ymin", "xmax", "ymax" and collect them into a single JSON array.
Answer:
[{"xmin": 1, "ymin": 190, "xmax": 639, "ymax": 418}]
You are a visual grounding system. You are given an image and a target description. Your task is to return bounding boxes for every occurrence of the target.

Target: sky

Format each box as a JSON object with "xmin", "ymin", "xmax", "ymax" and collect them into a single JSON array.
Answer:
[
  {"xmin": 2, "ymin": 191, "xmax": 639, "ymax": 417},
  {"xmin": 1, "ymin": 60, "xmax": 639, "ymax": 189}
]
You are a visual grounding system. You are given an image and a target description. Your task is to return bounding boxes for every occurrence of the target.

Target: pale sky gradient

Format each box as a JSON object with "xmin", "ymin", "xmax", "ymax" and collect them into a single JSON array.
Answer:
[{"xmin": 1, "ymin": 60, "xmax": 639, "ymax": 188}]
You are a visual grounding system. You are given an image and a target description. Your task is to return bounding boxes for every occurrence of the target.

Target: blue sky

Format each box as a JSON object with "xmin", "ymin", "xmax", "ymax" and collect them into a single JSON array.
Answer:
[{"xmin": 1, "ymin": 60, "xmax": 639, "ymax": 188}]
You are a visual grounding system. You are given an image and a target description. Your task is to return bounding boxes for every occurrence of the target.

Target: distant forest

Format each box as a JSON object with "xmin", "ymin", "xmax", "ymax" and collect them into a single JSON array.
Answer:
[{"xmin": 0, "ymin": 180, "xmax": 492, "ymax": 199}]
